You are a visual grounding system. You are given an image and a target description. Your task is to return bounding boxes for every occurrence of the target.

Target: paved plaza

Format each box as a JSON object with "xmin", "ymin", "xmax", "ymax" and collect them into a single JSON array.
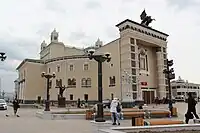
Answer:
[{"xmin": 0, "ymin": 103, "xmax": 199, "ymax": 133}]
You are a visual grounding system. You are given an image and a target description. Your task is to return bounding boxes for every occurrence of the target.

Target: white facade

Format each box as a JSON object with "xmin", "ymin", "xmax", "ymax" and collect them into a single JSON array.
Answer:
[{"xmin": 171, "ymin": 76, "xmax": 200, "ymax": 99}]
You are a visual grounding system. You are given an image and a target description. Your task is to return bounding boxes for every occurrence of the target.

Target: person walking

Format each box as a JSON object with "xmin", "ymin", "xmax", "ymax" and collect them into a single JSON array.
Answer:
[
  {"xmin": 116, "ymin": 99, "xmax": 123, "ymax": 121},
  {"xmin": 185, "ymin": 92, "xmax": 199, "ymax": 124},
  {"xmin": 110, "ymin": 98, "xmax": 120, "ymax": 125},
  {"xmin": 13, "ymin": 99, "xmax": 20, "ymax": 117}
]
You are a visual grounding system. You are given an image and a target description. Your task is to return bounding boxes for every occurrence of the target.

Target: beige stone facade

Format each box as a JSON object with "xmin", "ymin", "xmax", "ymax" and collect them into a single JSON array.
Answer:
[{"xmin": 16, "ymin": 19, "xmax": 169, "ymax": 104}]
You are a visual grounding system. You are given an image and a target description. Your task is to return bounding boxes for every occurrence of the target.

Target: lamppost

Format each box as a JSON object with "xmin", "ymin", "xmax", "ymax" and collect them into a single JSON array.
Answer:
[
  {"xmin": 0, "ymin": 52, "xmax": 6, "ymax": 61},
  {"xmin": 41, "ymin": 72, "xmax": 56, "ymax": 111},
  {"xmin": 163, "ymin": 59, "xmax": 175, "ymax": 116},
  {"xmin": 88, "ymin": 49, "xmax": 111, "ymax": 122}
]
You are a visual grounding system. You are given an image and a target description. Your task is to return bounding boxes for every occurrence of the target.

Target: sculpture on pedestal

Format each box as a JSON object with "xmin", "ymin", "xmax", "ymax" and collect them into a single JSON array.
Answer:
[
  {"xmin": 140, "ymin": 9, "xmax": 155, "ymax": 26},
  {"xmin": 56, "ymin": 79, "xmax": 67, "ymax": 107}
]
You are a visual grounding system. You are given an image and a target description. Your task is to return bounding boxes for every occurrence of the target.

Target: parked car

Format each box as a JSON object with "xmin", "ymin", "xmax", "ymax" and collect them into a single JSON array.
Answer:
[
  {"xmin": 0, "ymin": 99, "xmax": 7, "ymax": 110},
  {"xmin": 103, "ymin": 99, "xmax": 111, "ymax": 108}
]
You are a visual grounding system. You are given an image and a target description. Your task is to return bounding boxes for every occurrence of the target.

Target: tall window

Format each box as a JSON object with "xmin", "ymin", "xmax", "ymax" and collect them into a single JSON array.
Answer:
[
  {"xmin": 109, "ymin": 76, "xmax": 116, "ymax": 87},
  {"xmin": 83, "ymin": 64, "xmax": 89, "ymax": 70},
  {"xmin": 56, "ymin": 79, "xmax": 62, "ymax": 87},
  {"xmin": 68, "ymin": 78, "xmax": 76, "ymax": 88},
  {"xmin": 139, "ymin": 48, "xmax": 148, "ymax": 71},
  {"xmin": 69, "ymin": 65, "xmax": 74, "ymax": 71},
  {"xmin": 81, "ymin": 78, "xmax": 91, "ymax": 87},
  {"xmin": 70, "ymin": 94, "xmax": 73, "ymax": 100},
  {"xmin": 57, "ymin": 66, "xmax": 60, "ymax": 72},
  {"xmin": 48, "ymin": 68, "xmax": 51, "ymax": 73},
  {"xmin": 84, "ymin": 94, "xmax": 88, "ymax": 101},
  {"xmin": 130, "ymin": 38, "xmax": 134, "ymax": 44}
]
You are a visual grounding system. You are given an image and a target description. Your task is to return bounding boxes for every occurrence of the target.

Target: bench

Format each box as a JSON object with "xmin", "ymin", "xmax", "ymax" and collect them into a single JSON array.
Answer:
[
  {"xmin": 147, "ymin": 111, "xmax": 171, "ymax": 118},
  {"xmin": 193, "ymin": 119, "xmax": 200, "ymax": 123},
  {"xmin": 144, "ymin": 119, "xmax": 184, "ymax": 126},
  {"xmin": 104, "ymin": 112, "xmax": 145, "ymax": 119}
]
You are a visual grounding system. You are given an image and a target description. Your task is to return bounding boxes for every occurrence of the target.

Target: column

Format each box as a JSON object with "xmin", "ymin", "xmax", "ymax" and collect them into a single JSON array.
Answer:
[
  {"xmin": 156, "ymin": 47, "xmax": 166, "ymax": 98},
  {"xmin": 134, "ymin": 38, "xmax": 142, "ymax": 100}
]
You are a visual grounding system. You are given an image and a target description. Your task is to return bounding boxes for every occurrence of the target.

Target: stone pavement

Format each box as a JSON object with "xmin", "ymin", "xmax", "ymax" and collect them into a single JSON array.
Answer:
[
  {"xmin": 0, "ymin": 107, "xmax": 131, "ymax": 133},
  {"xmin": 0, "ymin": 103, "xmax": 199, "ymax": 133}
]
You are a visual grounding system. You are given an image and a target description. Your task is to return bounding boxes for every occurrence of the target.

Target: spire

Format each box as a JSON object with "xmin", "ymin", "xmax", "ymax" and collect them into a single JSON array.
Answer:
[
  {"xmin": 41, "ymin": 40, "xmax": 47, "ymax": 51},
  {"xmin": 95, "ymin": 38, "xmax": 103, "ymax": 47},
  {"xmin": 50, "ymin": 28, "xmax": 59, "ymax": 42}
]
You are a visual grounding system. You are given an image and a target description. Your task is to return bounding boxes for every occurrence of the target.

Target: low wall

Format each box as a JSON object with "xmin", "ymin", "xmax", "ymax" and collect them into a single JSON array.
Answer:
[
  {"xmin": 100, "ymin": 124, "xmax": 200, "ymax": 133},
  {"xmin": 36, "ymin": 111, "xmax": 85, "ymax": 120}
]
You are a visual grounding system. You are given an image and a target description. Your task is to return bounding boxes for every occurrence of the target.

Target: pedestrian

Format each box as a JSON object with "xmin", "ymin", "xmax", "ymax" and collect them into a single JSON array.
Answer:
[
  {"xmin": 117, "ymin": 99, "xmax": 123, "ymax": 120},
  {"xmin": 13, "ymin": 99, "xmax": 20, "ymax": 117},
  {"xmin": 110, "ymin": 98, "xmax": 120, "ymax": 125},
  {"xmin": 77, "ymin": 98, "xmax": 81, "ymax": 108},
  {"xmin": 185, "ymin": 92, "xmax": 199, "ymax": 124}
]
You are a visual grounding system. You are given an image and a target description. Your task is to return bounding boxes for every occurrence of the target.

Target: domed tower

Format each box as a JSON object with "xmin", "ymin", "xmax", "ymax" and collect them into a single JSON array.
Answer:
[
  {"xmin": 95, "ymin": 38, "xmax": 103, "ymax": 47},
  {"xmin": 40, "ymin": 40, "xmax": 47, "ymax": 51},
  {"xmin": 50, "ymin": 29, "xmax": 59, "ymax": 42}
]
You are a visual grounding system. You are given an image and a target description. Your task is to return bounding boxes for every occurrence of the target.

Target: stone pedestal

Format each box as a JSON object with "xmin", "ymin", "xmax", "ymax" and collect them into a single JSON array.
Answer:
[
  {"xmin": 91, "ymin": 121, "xmax": 112, "ymax": 133},
  {"xmin": 58, "ymin": 97, "xmax": 66, "ymax": 108}
]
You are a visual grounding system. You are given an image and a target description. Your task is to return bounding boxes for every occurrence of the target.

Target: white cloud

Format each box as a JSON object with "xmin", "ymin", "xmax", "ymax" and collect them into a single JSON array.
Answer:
[{"xmin": 0, "ymin": 0, "xmax": 200, "ymax": 92}]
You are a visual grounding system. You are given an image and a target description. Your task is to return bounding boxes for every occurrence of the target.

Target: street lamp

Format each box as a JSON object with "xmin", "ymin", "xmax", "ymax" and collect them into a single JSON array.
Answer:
[
  {"xmin": 41, "ymin": 72, "xmax": 56, "ymax": 111},
  {"xmin": 163, "ymin": 59, "xmax": 175, "ymax": 116},
  {"xmin": 88, "ymin": 49, "xmax": 111, "ymax": 122},
  {"xmin": 0, "ymin": 52, "xmax": 6, "ymax": 61}
]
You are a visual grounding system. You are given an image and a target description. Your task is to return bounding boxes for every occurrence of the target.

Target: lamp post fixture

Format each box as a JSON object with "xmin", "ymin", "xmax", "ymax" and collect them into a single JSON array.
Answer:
[
  {"xmin": 41, "ymin": 72, "xmax": 56, "ymax": 111},
  {"xmin": 88, "ymin": 49, "xmax": 111, "ymax": 122},
  {"xmin": 0, "ymin": 52, "xmax": 6, "ymax": 61}
]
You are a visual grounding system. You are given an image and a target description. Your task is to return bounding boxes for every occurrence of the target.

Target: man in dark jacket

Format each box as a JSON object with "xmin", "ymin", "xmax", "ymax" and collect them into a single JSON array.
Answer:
[
  {"xmin": 13, "ymin": 99, "xmax": 20, "ymax": 117},
  {"xmin": 185, "ymin": 92, "xmax": 199, "ymax": 123}
]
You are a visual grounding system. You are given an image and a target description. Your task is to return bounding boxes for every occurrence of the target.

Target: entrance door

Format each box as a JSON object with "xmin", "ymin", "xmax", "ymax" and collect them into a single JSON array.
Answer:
[{"xmin": 142, "ymin": 91, "xmax": 155, "ymax": 104}]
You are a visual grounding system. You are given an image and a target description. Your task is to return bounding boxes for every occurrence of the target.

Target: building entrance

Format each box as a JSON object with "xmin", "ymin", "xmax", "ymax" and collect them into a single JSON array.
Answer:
[{"xmin": 142, "ymin": 90, "xmax": 155, "ymax": 104}]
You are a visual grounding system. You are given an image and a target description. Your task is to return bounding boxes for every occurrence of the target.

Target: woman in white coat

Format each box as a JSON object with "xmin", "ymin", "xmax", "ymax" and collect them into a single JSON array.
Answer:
[{"xmin": 110, "ymin": 98, "xmax": 120, "ymax": 125}]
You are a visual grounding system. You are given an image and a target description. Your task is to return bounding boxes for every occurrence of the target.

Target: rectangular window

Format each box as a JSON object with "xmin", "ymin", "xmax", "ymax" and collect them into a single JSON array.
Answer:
[
  {"xmin": 70, "ymin": 94, "xmax": 73, "ymax": 100},
  {"xmin": 156, "ymin": 47, "xmax": 161, "ymax": 52},
  {"xmin": 163, "ymin": 54, "xmax": 167, "ymax": 59},
  {"xmin": 132, "ymin": 76, "xmax": 136, "ymax": 83},
  {"xmin": 131, "ymin": 53, "xmax": 135, "ymax": 59},
  {"xmin": 48, "ymin": 68, "xmax": 51, "ymax": 73},
  {"xmin": 131, "ymin": 61, "xmax": 136, "ymax": 67},
  {"xmin": 163, "ymin": 47, "xmax": 166, "ymax": 53},
  {"xmin": 109, "ymin": 76, "xmax": 116, "ymax": 87},
  {"xmin": 83, "ymin": 64, "xmax": 89, "ymax": 70},
  {"xmin": 140, "ymin": 58, "xmax": 145, "ymax": 70},
  {"xmin": 84, "ymin": 94, "xmax": 88, "ymax": 101},
  {"xmin": 131, "ymin": 46, "xmax": 135, "ymax": 52},
  {"xmin": 130, "ymin": 38, "xmax": 134, "ymax": 44},
  {"xmin": 133, "ymin": 93, "xmax": 137, "ymax": 99},
  {"xmin": 132, "ymin": 68, "xmax": 136, "ymax": 75},
  {"xmin": 164, "ymin": 60, "xmax": 167, "ymax": 65},
  {"xmin": 69, "ymin": 65, "xmax": 74, "ymax": 71},
  {"xmin": 57, "ymin": 66, "xmax": 60, "ymax": 72},
  {"xmin": 145, "ymin": 55, "xmax": 148, "ymax": 71},
  {"xmin": 132, "ymin": 84, "xmax": 137, "ymax": 91}
]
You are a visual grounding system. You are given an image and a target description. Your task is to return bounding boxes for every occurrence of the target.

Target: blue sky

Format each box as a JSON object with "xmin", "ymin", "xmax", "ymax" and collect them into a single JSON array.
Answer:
[{"xmin": 0, "ymin": 0, "xmax": 200, "ymax": 92}]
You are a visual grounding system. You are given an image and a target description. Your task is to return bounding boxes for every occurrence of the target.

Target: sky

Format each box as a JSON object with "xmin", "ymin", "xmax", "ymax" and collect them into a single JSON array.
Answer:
[{"xmin": 0, "ymin": 0, "xmax": 200, "ymax": 92}]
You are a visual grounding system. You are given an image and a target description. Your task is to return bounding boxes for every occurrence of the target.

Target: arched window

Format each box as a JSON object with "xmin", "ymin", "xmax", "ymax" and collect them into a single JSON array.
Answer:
[
  {"xmin": 81, "ymin": 78, "xmax": 91, "ymax": 88},
  {"xmin": 86, "ymin": 78, "xmax": 91, "ymax": 86},
  {"xmin": 139, "ymin": 48, "xmax": 148, "ymax": 71},
  {"xmin": 81, "ymin": 78, "xmax": 86, "ymax": 86},
  {"xmin": 67, "ymin": 78, "xmax": 76, "ymax": 88}
]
